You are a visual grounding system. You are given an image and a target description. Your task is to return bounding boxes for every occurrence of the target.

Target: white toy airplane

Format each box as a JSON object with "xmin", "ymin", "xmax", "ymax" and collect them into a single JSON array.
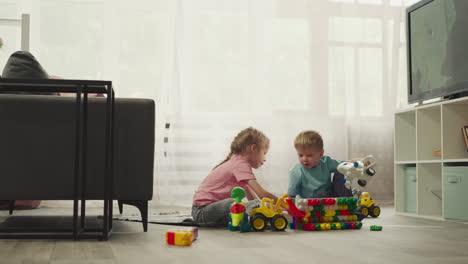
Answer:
[{"xmin": 337, "ymin": 155, "xmax": 376, "ymax": 192}]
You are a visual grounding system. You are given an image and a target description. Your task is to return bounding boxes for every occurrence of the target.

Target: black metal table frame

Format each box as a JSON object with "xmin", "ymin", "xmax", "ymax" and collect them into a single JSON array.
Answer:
[{"xmin": 0, "ymin": 78, "xmax": 114, "ymax": 240}]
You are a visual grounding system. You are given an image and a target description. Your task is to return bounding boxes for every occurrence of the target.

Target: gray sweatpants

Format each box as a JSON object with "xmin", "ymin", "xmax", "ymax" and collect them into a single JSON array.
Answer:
[{"xmin": 192, "ymin": 198, "xmax": 259, "ymax": 227}]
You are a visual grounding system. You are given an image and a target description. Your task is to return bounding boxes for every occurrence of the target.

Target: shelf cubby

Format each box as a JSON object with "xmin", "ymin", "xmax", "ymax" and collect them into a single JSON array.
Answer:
[
  {"xmin": 395, "ymin": 164, "xmax": 417, "ymax": 214},
  {"xmin": 395, "ymin": 111, "xmax": 416, "ymax": 161},
  {"xmin": 442, "ymin": 101, "xmax": 468, "ymax": 160},
  {"xmin": 417, "ymin": 163, "xmax": 442, "ymax": 217},
  {"xmin": 417, "ymin": 106, "xmax": 441, "ymax": 161},
  {"xmin": 443, "ymin": 164, "xmax": 468, "ymax": 221}
]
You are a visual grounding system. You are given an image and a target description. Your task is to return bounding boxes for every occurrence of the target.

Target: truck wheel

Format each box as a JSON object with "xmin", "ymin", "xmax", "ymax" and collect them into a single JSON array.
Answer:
[
  {"xmin": 271, "ymin": 215, "xmax": 288, "ymax": 231},
  {"xmin": 250, "ymin": 214, "xmax": 267, "ymax": 231},
  {"xmin": 357, "ymin": 206, "xmax": 369, "ymax": 217},
  {"xmin": 366, "ymin": 167, "xmax": 376, "ymax": 176},
  {"xmin": 358, "ymin": 180, "xmax": 367, "ymax": 187},
  {"xmin": 369, "ymin": 205, "xmax": 381, "ymax": 217}
]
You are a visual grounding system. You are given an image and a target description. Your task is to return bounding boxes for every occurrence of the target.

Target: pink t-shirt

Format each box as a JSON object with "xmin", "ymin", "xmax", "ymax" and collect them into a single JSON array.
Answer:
[{"xmin": 193, "ymin": 155, "xmax": 256, "ymax": 206}]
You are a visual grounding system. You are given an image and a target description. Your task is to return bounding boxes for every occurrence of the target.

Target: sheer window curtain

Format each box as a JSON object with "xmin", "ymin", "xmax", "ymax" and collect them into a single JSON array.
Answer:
[
  {"xmin": 0, "ymin": 0, "xmax": 418, "ymax": 206},
  {"xmin": 157, "ymin": 0, "xmax": 416, "ymax": 205}
]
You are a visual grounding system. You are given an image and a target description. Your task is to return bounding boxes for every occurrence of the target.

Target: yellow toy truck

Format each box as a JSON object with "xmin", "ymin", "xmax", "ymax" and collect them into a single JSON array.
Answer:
[
  {"xmin": 356, "ymin": 192, "xmax": 380, "ymax": 218},
  {"xmin": 250, "ymin": 195, "xmax": 289, "ymax": 231}
]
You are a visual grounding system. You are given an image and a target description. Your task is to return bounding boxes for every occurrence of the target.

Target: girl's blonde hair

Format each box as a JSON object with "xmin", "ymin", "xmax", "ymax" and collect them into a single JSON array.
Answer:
[
  {"xmin": 213, "ymin": 127, "xmax": 269, "ymax": 169},
  {"xmin": 294, "ymin": 130, "xmax": 323, "ymax": 150}
]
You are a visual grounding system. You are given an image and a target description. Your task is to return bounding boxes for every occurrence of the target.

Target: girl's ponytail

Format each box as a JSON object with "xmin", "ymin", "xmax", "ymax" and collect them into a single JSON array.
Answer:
[{"xmin": 213, "ymin": 152, "xmax": 233, "ymax": 170}]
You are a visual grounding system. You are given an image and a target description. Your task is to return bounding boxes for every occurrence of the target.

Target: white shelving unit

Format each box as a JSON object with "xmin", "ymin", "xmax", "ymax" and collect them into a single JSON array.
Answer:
[{"xmin": 394, "ymin": 96, "xmax": 468, "ymax": 221}]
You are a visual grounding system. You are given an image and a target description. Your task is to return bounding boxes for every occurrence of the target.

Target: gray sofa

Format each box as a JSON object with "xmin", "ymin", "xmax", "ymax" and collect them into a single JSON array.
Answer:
[{"xmin": 0, "ymin": 94, "xmax": 155, "ymax": 231}]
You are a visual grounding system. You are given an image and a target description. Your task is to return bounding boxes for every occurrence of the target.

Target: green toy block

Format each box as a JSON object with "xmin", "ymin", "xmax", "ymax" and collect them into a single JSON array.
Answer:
[
  {"xmin": 240, "ymin": 213, "xmax": 251, "ymax": 232},
  {"xmin": 228, "ymin": 222, "xmax": 240, "ymax": 231}
]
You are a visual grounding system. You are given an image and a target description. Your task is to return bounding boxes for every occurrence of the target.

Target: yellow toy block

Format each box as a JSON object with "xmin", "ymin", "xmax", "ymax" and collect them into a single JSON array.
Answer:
[{"xmin": 166, "ymin": 227, "xmax": 198, "ymax": 246}]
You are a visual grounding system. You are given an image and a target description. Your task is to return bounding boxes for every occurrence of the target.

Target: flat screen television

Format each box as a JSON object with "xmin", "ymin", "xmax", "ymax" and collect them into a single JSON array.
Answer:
[{"xmin": 407, "ymin": 0, "xmax": 468, "ymax": 104}]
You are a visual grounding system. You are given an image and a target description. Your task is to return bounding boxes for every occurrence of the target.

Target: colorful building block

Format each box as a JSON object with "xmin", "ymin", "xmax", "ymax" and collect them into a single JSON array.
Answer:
[
  {"xmin": 166, "ymin": 227, "xmax": 198, "ymax": 246},
  {"xmin": 286, "ymin": 197, "xmax": 362, "ymax": 231}
]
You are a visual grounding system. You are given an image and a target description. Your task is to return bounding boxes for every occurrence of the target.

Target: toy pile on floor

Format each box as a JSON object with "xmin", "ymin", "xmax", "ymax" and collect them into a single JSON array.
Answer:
[
  {"xmin": 287, "ymin": 197, "xmax": 362, "ymax": 231},
  {"xmin": 227, "ymin": 187, "xmax": 376, "ymax": 232}
]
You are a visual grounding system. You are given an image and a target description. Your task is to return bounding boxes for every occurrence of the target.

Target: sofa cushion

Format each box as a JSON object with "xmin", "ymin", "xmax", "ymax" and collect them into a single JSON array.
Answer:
[
  {"xmin": 2, "ymin": 51, "xmax": 49, "ymax": 79},
  {"xmin": 1, "ymin": 51, "xmax": 56, "ymax": 95}
]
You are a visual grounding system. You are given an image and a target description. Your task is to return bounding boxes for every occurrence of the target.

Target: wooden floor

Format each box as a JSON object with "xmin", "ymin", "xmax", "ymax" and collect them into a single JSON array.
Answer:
[{"xmin": 1, "ymin": 202, "xmax": 468, "ymax": 264}]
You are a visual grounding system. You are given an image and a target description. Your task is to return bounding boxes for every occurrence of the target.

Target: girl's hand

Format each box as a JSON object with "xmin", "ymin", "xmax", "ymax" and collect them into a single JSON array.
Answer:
[{"xmin": 247, "ymin": 180, "xmax": 278, "ymax": 201}]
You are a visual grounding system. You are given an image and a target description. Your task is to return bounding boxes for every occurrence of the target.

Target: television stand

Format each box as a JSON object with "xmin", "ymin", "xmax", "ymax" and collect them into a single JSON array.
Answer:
[{"xmin": 394, "ymin": 96, "xmax": 468, "ymax": 222}]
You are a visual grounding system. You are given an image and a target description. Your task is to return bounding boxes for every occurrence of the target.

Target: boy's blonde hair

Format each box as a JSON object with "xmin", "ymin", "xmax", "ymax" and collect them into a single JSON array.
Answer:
[
  {"xmin": 214, "ymin": 127, "xmax": 269, "ymax": 169},
  {"xmin": 294, "ymin": 130, "xmax": 323, "ymax": 150}
]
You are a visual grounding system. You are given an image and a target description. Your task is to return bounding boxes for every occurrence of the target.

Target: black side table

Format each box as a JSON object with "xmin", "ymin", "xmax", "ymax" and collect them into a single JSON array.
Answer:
[{"xmin": 0, "ymin": 78, "xmax": 114, "ymax": 240}]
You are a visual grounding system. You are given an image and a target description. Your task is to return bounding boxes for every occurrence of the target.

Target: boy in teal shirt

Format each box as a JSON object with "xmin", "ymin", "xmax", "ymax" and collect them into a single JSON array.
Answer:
[{"xmin": 288, "ymin": 130, "xmax": 353, "ymax": 198}]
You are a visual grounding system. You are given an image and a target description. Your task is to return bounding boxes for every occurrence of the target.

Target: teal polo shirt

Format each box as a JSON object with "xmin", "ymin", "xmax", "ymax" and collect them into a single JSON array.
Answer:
[{"xmin": 288, "ymin": 156, "xmax": 342, "ymax": 198}]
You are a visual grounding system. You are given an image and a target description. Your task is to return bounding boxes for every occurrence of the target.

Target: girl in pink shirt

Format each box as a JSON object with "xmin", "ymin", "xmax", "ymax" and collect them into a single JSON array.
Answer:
[{"xmin": 192, "ymin": 127, "xmax": 278, "ymax": 227}]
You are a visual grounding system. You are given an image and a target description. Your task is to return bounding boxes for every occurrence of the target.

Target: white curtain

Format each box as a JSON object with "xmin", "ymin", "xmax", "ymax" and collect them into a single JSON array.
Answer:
[{"xmin": 0, "ymin": 0, "xmax": 419, "ymax": 206}]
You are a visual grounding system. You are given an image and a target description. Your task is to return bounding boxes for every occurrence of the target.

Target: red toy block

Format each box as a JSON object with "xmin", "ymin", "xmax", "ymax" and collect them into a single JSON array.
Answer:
[
  {"xmin": 303, "ymin": 223, "xmax": 316, "ymax": 231},
  {"xmin": 230, "ymin": 203, "xmax": 246, "ymax": 214},
  {"xmin": 286, "ymin": 199, "xmax": 306, "ymax": 217}
]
